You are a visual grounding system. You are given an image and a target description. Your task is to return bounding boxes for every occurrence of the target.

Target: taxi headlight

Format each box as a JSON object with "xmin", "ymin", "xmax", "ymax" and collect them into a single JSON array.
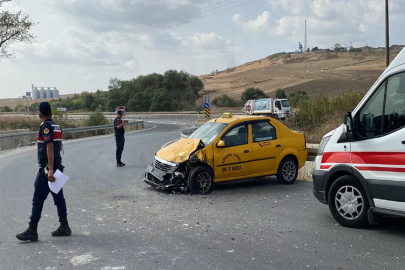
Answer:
[{"xmin": 318, "ymin": 135, "xmax": 331, "ymax": 156}]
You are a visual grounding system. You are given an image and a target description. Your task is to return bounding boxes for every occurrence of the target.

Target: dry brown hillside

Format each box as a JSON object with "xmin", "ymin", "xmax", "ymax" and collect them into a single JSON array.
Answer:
[{"xmin": 199, "ymin": 47, "xmax": 404, "ymax": 99}]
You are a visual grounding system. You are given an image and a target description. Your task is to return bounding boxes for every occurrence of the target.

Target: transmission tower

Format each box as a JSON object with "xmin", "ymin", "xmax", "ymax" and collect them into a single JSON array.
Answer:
[{"xmin": 304, "ymin": 19, "xmax": 307, "ymax": 52}]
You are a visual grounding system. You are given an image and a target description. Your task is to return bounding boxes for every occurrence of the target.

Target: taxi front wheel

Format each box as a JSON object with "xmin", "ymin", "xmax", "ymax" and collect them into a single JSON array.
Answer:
[
  {"xmin": 277, "ymin": 157, "xmax": 298, "ymax": 185},
  {"xmin": 188, "ymin": 166, "xmax": 214, "ymax": 194}
]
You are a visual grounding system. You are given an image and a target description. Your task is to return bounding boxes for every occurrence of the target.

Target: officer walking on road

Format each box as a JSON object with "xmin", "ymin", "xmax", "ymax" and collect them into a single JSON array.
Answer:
[
  {"xmin": 16, "ymin": 102, "xmax": 72, "ymax": 242},
  {"xmin": 114, "ymin": 110, "xmax": 126, "ymax": 167}
]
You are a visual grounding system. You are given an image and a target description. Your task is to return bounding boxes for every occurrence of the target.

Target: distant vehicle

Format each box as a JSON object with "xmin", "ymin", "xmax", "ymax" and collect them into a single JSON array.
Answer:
[
  {"xmin": 242, "ymin": 98, "xmax": 290, "ymax": 120},
  {"xmin": 144, "ymin": 112, "xmax": 308, "ymax": 194},
  {"xmin": 313, "ymin": 47, "xmax": 405, "ymax": 228}
]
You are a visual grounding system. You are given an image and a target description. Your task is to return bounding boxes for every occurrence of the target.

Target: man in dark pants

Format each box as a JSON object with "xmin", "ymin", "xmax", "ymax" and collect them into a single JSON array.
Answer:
[
  {"xmin": 114, "ymin": 110, "xmax": 126, "ymax": 167},
  {"xmin": 16, "ymin": 102, "xmax": 72, "ymax": 242}
]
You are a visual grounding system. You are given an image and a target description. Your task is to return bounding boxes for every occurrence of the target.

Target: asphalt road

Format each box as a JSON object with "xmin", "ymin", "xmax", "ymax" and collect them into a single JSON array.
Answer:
[{"xmin": 0, "ymin": 122, "xmax": 404, "ymax": 270}]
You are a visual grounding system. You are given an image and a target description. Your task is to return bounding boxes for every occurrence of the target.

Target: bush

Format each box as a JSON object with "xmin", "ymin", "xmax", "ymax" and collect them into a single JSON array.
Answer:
[
  {"xmin": 289, "ymin": 91, "xmax": 309, "ymax": 107},
  {"xmin": 212, "ymin": 94, "xmax": 241, "ymax": 107},
  {"xmin": 241, "ymin": 88, "xmax": 269, "ymax": 102},
  {"xmin": 85, "ymin": 110, "xmax": 108, "ymax": 126},
  {"xmin": 0, "ymin": 106, "xmax": 13, "ymax": 112},
  {"xmin": 287, "ymin": 92, "xmax": 365, "ymax": 133},
  {"xmin": 275, "ymin": 89, "xmax": 287, "ymax": 99}
]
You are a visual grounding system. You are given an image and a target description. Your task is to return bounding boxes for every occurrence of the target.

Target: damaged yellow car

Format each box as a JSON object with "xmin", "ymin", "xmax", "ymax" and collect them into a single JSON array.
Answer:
[{"xmin": 144, "ymin": 113, "xmax": 308, "ymax": 194}]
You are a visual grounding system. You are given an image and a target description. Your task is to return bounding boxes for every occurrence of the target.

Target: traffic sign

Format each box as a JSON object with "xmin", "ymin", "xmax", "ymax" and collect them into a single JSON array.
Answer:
[
  {"xmin": 57, "ymin": 107, "xmax": 67, "ymax": 112},
  {"xmin": 204, "ymin": 108, "xmax": 210, "ymax": 119},
  {"xmin": 204, "ymin": 102, "xmax": 209, "ymax": 109},
  {"xmin": 246, "ymin": 105, "xmax": 251, "ymax": 112},
  {"xmin": 203, "ymin": 95, "xmax": 211, "ymax": 108}
]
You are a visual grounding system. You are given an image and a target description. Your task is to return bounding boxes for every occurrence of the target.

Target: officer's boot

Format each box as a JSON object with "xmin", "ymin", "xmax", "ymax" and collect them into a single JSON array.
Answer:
[
  {"xmin": 117, "ymin": 159, "xmax": 124, "ymax": 167},
  {"xmin": 16, "ymin": 220, "xmax": 39, "ymax": 242},
  {"xmin": 51, "ymin": 218, "xmax": 72, "ymax": 237}
]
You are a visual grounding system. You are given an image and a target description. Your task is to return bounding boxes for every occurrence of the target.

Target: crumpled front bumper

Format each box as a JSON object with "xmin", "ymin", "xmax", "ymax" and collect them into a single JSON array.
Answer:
[{"xmin": 144, "ymin": 165, "xmax": 185, "ymax": 190}]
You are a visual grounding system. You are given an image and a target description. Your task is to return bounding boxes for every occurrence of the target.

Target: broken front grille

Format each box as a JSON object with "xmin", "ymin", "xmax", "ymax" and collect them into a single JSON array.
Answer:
[{"xmin": 153, "ymin": 158, "xmax": 176, "ymax": 172}]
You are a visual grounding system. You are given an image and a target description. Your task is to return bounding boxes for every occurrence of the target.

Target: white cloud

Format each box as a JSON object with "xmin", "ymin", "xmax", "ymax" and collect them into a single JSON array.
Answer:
[{"xmin": 232, "ymin": 11, "xmax": 271, "ymax": 34}]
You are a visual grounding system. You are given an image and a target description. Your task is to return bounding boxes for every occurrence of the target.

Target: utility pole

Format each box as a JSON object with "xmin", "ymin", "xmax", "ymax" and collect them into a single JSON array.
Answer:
[
  {"xmin": 304, "ymin": 19, "xmax": 307, "ymax": 52},
  {"xmin": 385, "ymin": 0, "xmax": 390, "ymax": 67}
]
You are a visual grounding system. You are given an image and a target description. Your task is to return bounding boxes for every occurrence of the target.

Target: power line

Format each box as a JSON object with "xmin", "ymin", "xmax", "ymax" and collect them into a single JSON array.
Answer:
[{"xmin": 3, "ymin": 0, "xmax": 254, "ymax": 67}]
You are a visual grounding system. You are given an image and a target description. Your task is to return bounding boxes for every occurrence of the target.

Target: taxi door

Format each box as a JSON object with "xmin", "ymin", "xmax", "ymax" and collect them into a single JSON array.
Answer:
[
  {"xmin": 213, "ymin": 123, "xmax": 252, "ymax": 182},
  {"xmin": 250, "ymin": 120, "xmax": 283, "ymax": 175}
]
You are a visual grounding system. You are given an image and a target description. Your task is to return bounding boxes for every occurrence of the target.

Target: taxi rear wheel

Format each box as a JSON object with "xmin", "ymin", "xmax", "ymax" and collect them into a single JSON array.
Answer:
[
  {"xmin": 188, "ymin": 166, "xmax": 213, "ymax": 194},
  {"xmin": 277, "ymin": 157, "xmax": 298, "ymax": 185}
]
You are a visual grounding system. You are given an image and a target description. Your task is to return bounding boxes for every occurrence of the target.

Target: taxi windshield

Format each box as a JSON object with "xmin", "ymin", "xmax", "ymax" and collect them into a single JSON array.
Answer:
[{"xmin": 188, "ymin": 122, "xmax": 228, "ymax": 146}]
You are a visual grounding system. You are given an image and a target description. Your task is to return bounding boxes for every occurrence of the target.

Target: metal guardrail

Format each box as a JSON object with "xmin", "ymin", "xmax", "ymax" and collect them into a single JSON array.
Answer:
[
  {"xmin": 0, "ymin": 121, "xmax": 144, "ymax": 141},
  {"xmin": 179, "ymin": 127, "xmax": 318, "ymax": 162}
]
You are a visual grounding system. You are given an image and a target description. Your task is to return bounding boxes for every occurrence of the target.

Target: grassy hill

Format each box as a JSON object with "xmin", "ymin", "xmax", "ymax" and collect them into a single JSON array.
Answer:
[{"xmin": 199, "ymin": 46, "xmax": 404, "ymax": 100}]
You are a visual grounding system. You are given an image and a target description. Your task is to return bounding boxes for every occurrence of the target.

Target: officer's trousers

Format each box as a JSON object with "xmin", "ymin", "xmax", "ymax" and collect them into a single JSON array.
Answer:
[
  {"xmin": 115, "ymin": 135, "xmax": 125, "ymax": 160},
  {"xmin": 30, "ymin": 164, "xmax": 67, "ymax": 222}
]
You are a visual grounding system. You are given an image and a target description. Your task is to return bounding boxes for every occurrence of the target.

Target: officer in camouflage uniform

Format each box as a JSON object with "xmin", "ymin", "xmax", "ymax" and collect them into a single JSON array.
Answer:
[{"xmin": 16, "ymin": 102, "xmax": 72, "ymax": 242}]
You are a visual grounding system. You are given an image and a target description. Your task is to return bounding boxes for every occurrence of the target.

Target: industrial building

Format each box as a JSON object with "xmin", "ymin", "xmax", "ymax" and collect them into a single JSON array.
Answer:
[{"xmin": 30, "ymin": 84, "xmax": 60, "ymax": 99}]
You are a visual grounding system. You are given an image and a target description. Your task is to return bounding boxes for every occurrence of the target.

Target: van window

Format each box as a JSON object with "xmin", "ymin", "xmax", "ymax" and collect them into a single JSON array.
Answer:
[
  {"xmin": 222, "ymin": 124, "xmax": 248, "ymax": 147},
  {"xmin": 251, "ymin": 121, "xmax": 277, "ymax": 142},
  {"xmin": 358, "ymin": 72, "xmax": 405, "ymax": 139},
  {"xmin": 384, "ymin": 72, "xmax": 405, "ymax": 133}
]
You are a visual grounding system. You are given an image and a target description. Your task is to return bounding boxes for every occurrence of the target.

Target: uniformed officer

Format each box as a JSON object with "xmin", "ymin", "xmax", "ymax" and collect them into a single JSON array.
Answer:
[
  {"xmin": 114, "ymin": 110, "xmax": 126, "ymax": 167},
  {"xmin": 16, "ymin": 102, "xmax": 72, "ymax": 242}
]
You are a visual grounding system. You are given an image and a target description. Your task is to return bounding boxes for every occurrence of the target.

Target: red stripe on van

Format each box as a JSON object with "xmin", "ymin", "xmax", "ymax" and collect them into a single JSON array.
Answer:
[
  {"xmin": 321, "ymin": 152, "xmax": 351, "ymax": 164},
  {"xmin": 320, "ymin": 165, "xmax": 331, "ymax": 169},
  {"xmin": 355, "ymin": 166, "xmax": 405, "ymax": 173},
  {"xmin": 352, "ymin": 152, "xmax": 405, "ymax": 166}
]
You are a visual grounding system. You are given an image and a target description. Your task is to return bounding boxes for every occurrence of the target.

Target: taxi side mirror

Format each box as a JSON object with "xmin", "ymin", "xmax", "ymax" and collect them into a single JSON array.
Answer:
[{"xmin": 216, "ymin": 140, "xmax": 225, "ymax": 148}]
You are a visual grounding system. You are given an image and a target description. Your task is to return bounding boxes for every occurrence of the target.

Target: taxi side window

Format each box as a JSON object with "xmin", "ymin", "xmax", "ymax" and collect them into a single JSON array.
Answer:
[
  {"xmin": 358, "ymin": 71, "xmax": 405, "ymax": 139},
  {"xmin": 222, "ymin": 124, "xmax": 248, "ymax": 147},
  {"xmin": 251, "ymin": 121, "xmax": 277, "ymax": 142}
]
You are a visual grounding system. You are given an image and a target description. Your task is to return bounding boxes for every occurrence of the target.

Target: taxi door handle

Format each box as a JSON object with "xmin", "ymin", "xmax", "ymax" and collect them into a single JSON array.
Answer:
[
  {"xmin": 244, "ymin": 150, "xmax": 250, "ymax": 153},
  {"xmin": 276, "ymin": 144, "xmax": 281, "ymax": 148}
]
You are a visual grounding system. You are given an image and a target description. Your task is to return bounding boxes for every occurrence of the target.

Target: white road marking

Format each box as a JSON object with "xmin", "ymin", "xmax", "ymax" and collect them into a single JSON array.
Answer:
[{"xmin": 70, "ymin": 253, "xmax": 98, "ymax": 266}]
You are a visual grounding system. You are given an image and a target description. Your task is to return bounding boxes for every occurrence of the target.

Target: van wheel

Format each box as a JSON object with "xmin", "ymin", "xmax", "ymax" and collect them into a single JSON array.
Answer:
[
  {"xmin": 277, "ymin": 157, "xmax": 298, "ymax": 185},
  {"xmin": 188, "ymin": 166, "xmax": 213, "ymax": 194},
  {"xmin": 328, "ymin": 175, "xmax": 370, "ymax": 228}
]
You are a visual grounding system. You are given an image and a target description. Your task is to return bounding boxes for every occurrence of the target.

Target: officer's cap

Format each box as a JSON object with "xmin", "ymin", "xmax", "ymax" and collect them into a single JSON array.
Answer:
[{"xmin": 39, "ymin": 102, "xmax": 52, "ymax": 116}]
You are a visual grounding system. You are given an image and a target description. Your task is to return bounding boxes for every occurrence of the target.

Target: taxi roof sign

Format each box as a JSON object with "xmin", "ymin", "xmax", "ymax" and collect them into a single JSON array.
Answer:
[{"xmin": 222, "ymin": 112, "xmax": 233, "ymax": 118}]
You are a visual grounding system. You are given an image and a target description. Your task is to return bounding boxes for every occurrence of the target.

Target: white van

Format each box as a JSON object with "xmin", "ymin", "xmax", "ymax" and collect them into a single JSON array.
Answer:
[{"xmin": 313, "ymin": 47, "xmax": 405, "ymax": 228}]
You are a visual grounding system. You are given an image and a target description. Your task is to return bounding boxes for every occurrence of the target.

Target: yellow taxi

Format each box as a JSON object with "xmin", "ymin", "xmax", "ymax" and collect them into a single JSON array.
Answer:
[{"xmin": 144, "ymin": 113, "xmax": 308, "ymax": 194}]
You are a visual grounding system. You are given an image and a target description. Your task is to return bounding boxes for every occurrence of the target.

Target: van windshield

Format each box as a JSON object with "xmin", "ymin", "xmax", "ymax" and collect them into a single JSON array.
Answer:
[
  {"xmin": 281, "ymin": 100, "xmax": 290, "ymax": 107},
  {"xmin": 188, "ymin": 122, "xmax": 228, "ymax": 146}
]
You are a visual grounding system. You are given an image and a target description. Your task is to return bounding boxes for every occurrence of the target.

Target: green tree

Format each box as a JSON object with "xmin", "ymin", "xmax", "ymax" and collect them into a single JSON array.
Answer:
[
  {"xmin": 241, "ymin": 87, "xmax": 269, "ymax": 102},
  {"xmin": 107, "ymin": 99, "xmax": 119, "ymax": 112},
  {"xmin": 275, "ymin": 89, "xmax": 287, "ymax": 99},
  {"xmin": 0, "ymin": 0, "xmax": 37, "ymax": 58},
  {"xmin": 150, "ymin": 89, "xmax": 173, "ymax": 111},
  {"xmin": 81, "ymin": 92, "xmax": 95, "ymax": 110}
]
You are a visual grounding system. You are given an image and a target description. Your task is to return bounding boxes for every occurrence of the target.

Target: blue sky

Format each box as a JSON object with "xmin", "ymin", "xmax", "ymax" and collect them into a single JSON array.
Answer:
[{"xmin": 0, "ymin": 0, "xmax": 404, "ymax": 98}]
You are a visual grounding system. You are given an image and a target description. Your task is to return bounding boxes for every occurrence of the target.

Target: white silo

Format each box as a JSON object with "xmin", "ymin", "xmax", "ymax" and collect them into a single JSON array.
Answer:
[
  {"xmin": 46, "ymin": 88, "xmax": 53, "ymax": 99},
  {"xmin": 52, "ymin": 88, "xmax": 59, "ymax": 98},
  {"xmin": 32, "ymin": 88, "xmax": 40, "ymax": 99},
  {"xmin": 39, "ymin": 88, "xmax": 46, "ymax": 99}
]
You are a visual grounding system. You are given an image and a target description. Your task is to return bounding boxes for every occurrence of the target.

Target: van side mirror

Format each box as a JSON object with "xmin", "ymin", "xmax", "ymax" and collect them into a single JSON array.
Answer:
[
  {"xmin": 342, "ymin": 112, "xmax": 353, "ymax": 135},
  {"xmin": 217, "ymin": 140, "xmax": 225, "ymax": 148}
]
